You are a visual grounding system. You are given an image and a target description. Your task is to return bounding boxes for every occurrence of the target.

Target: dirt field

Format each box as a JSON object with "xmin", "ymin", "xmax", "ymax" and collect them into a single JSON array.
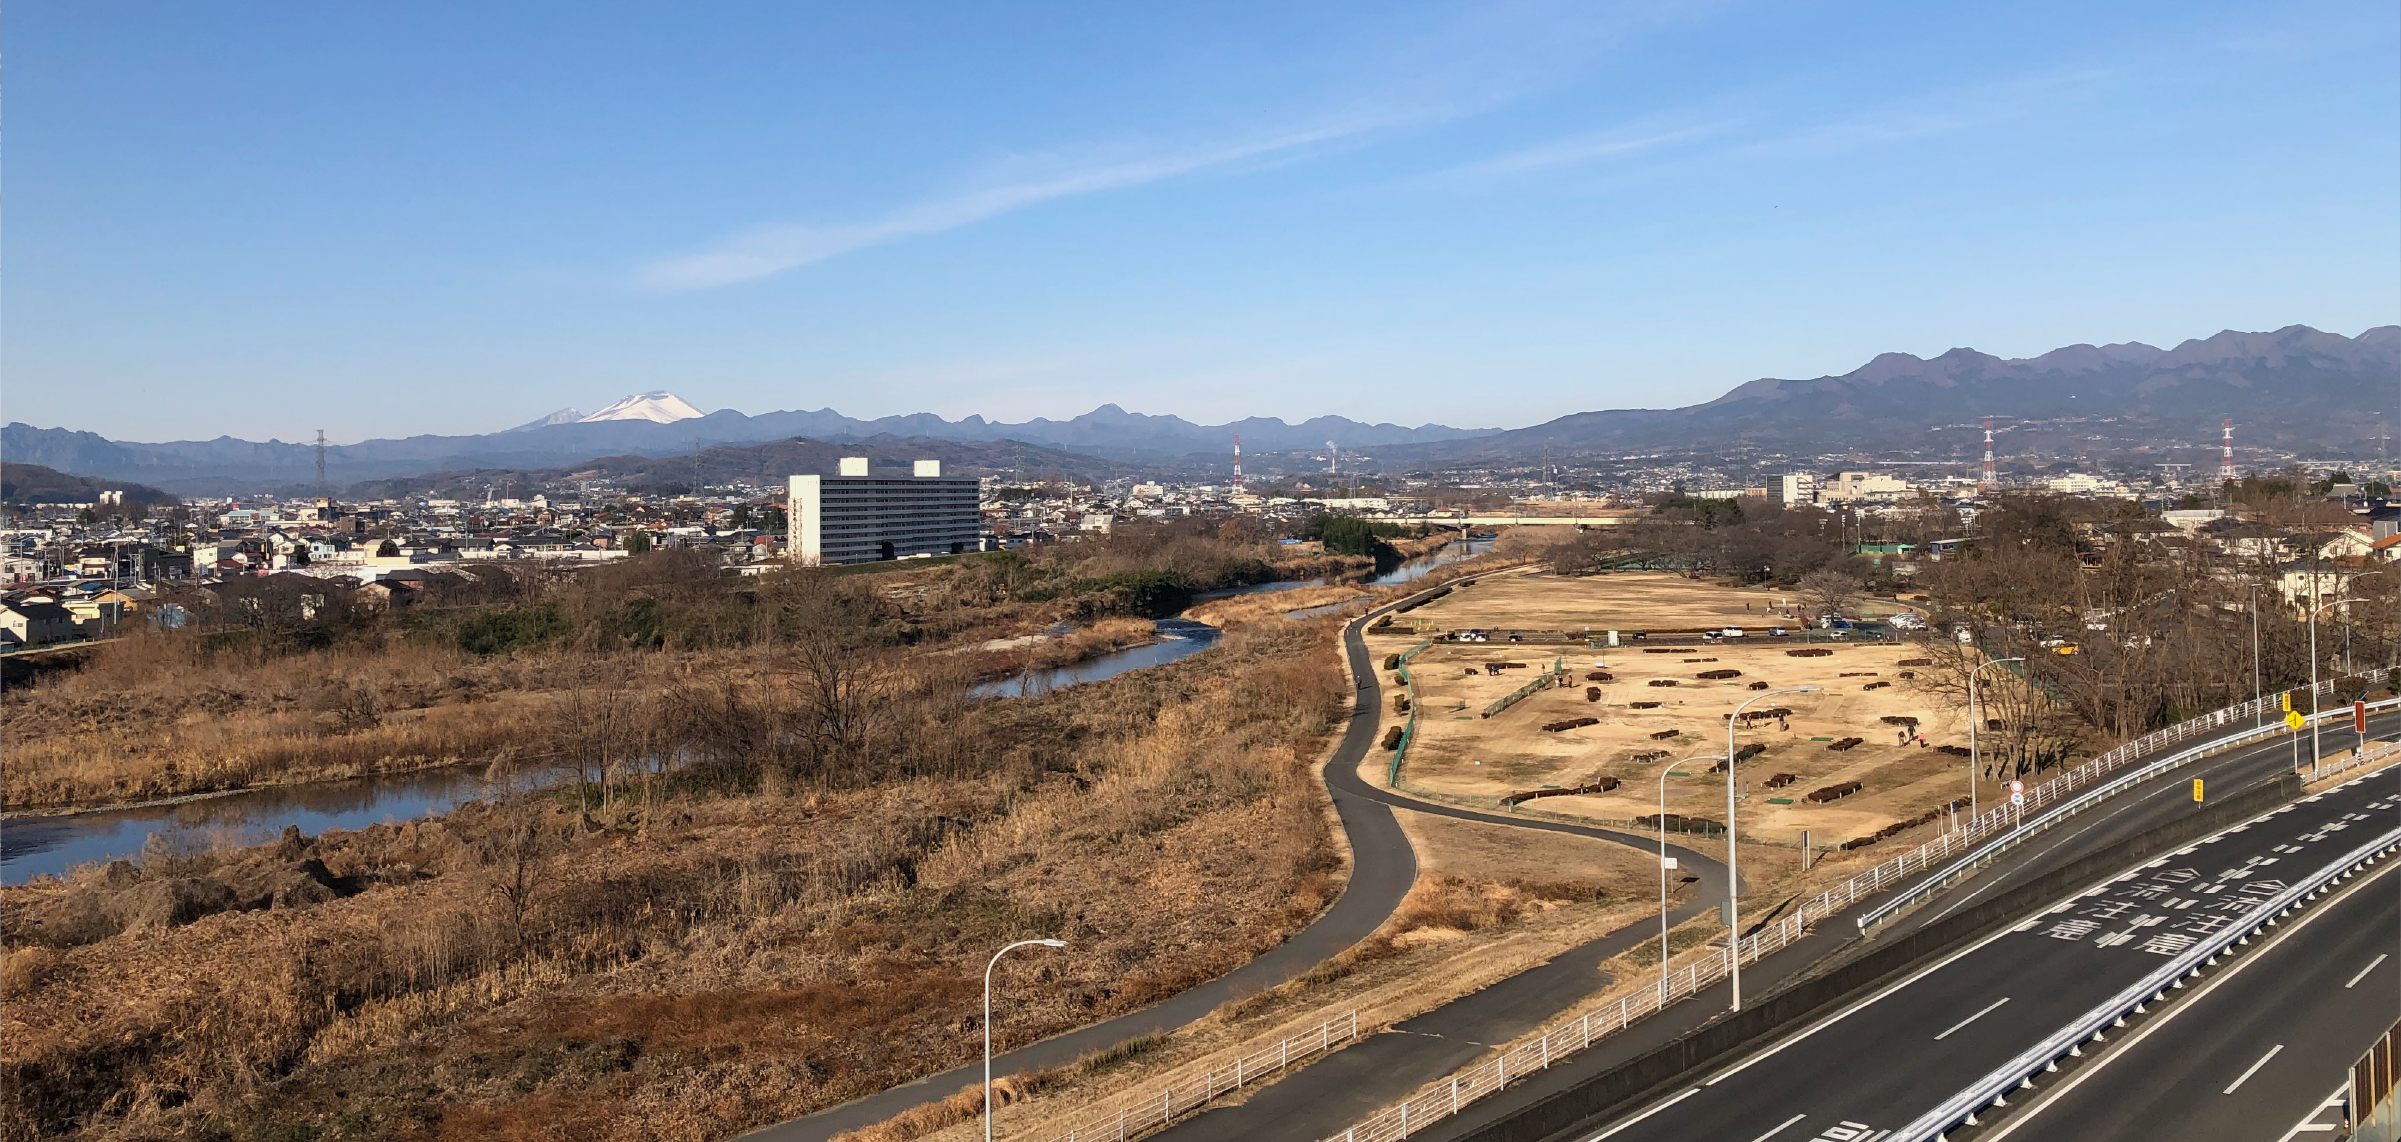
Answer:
[{"xmin": 1368, "ymin": 570, "xmax": 1982, "ymax": 853}]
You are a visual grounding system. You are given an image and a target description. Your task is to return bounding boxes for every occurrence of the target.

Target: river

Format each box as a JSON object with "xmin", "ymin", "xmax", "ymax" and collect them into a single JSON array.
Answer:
[{"xmin": 0, "ymin": 538, "xmax": 1496, "ymax": 885}]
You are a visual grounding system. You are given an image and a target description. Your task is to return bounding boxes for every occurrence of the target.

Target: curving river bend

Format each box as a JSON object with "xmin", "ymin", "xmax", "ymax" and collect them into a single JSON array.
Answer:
[{"xmin": 0, "ymin": 539, "xmax": 1491, "ymax": 884}]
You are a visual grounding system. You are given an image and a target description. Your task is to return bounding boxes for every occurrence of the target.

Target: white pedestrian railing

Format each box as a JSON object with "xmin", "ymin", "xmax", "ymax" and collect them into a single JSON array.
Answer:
[
  {"xmin": 1025, "ymin": 1011, "xmax": 1358, "ymax": 1142},
  {"xmin": 2313, "ymin": 738, "xmax": 2401, "ymax": 785},
  {"xmin": 1317, "ymin": 682, "xmax": 2381, "ymax": 1142},
  {"xmin": 1852, "ymin": 695, "xmax": 2401, "ymax": 931}
]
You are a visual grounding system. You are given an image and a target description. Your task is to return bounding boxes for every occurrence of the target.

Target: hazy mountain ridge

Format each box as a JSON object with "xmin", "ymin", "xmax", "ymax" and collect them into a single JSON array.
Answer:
[
  {"xmin": 345, "ymin": 434, "xmax": 1124, "ymax": 501},
  {"xmin": 3, "ymin": 405, "xmax": 1487, "ymax": 494},
  {"xmin": 1396, "ymin": 323, "xmax": 2401, "ymax": 462},
  {"xmin": 0, "ymin": 462, "xmax": 179, "ymax": 507},
  {"xmin": 9, "ymin": 324, "xmax": 2392, "ymax": 492}
]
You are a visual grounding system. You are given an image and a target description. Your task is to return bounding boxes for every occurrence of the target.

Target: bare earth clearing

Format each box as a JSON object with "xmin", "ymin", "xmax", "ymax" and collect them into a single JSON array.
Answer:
[{"xmin": 1370, "ymin": 571, "xmax": 1982, "ymax": 854}]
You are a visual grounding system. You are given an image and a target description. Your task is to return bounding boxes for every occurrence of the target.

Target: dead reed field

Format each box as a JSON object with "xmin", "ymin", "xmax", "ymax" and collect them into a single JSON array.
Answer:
[{"xmin": 0, "ymin": 527, "xmax": 1393, "ymax": 1142}]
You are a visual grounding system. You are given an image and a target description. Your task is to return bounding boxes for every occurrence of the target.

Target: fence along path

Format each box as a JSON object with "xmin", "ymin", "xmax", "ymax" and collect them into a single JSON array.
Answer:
[
  {"xmin": 1317, "ymin": 681, "xmax": 2355, "ymax": 1142},
  {"xmin": 1023, "ymin": 1013, "xmax": 1359, "ymax": 1142}
]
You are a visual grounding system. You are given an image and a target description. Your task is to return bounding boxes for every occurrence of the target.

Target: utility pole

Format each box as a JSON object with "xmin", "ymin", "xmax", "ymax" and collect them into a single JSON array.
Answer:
[{"xmin": 315, "ymin": 430, "xmax": 330, "ymax": 498}]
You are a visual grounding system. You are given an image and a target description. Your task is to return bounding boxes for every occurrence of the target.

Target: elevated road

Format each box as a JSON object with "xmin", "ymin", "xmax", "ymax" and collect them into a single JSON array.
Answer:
[
  {"xmin": 1404, "ymin": 710, "xmax": 2401, "ymax": 1142},
  {"xmin": 1488, "ymin": 768, "xmax": 2399, "ymax": 1142},
  {"xmin": 1981, "ymin": 813, "xmax": 2400, "ymax": 1142}
]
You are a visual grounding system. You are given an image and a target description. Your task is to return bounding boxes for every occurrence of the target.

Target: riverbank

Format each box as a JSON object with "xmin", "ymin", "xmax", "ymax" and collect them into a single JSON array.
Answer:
[{"xmin": 0, "ymin": 617, "xmax": 1353, "ymax": 1142}]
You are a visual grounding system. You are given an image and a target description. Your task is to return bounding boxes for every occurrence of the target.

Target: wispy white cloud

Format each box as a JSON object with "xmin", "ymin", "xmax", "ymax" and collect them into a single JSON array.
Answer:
[
  {"xmin": 640, "ymin": 117, "xmax": 1406, "ymax": 290},
  {"xmin": 634, "ymin": 2, "xmax": 1724, "ymax": 290},
  {"xmin": 1435, "ymin": 118, "xmax": 1741, "ymax": 180}
]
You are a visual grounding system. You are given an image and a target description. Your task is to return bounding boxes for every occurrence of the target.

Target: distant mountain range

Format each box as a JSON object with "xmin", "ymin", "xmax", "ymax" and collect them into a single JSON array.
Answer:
[
  {"xmin": 7, "ymin": 324, "xmax": 2393, "ymax": 495},
  {"xmin": 346, "ymin": 434, "xmax": 1127, "ymax": 501},
  {"xmin": 2, "ymin": 403, "xmax": 1485, "ymax": 495},
  {"xmin": 1380, "ymin": 324, "xmax": 2401, "ymax": 463}
]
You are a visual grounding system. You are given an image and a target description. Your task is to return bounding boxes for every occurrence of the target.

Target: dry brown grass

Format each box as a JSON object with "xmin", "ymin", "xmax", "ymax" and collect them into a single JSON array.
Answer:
[
  {"xmin": 0, "ymin": 619, "xmax": 1348, "ymax": 1142},
  {"xmin": 1, "ymin": 628, "xmax": 650, "ymax": 811},
  {"xmin": 1184, "ymin": 585, "xmax": 1369, "ymax": 629}
]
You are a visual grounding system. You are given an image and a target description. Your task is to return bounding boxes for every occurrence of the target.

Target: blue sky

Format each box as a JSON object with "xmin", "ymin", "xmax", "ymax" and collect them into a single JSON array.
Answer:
[{"xmin": 7, "ymin": 0, "xmax": 2397, "ymax": 443}]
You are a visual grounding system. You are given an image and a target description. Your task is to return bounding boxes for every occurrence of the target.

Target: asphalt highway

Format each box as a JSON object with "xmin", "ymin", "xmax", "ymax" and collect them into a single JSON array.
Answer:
[
  {"xmin": 1874, "ymin": 709, "xmax": 2401, "ymax": 945},
  {"xmin": 1386, "ymin": 714, "xmax": 2401, "ymax": 1142},
  {"xmin": 1547, "ymin": 768, "xmax": 2401, "ymax": 1142},
  {"xmin": 1982, "ymin": 782, "xmax": 2401, "ymax": 1142}
]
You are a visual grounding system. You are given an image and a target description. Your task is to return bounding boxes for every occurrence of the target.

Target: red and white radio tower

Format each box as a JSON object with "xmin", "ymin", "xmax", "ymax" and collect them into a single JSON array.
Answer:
[
  {"xmin": 2219, "ymin": 419, "xmax": 2237, "ymax": 485},
  {"xmin": 1980, "ymin": 418, "xmax": 1996, "ymax": 490},
  {"xmin": 1231, "ymin": 434, "xmax": 1244, "ymax": 493}
]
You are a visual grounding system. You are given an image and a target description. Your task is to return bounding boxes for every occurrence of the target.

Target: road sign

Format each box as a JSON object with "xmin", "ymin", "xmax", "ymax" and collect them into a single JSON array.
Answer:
[
  {"xmin": 2011, "ymin": 791, "xmax": 2025, "ymax": 806},
  {"xmin": 1662, "ymin": 856, "xmax": 1678, "ymax": 870},
  {"xmin": 2282, "ymin": 691, "xmax": 2295, "ymax": 712},
  {"xmin": 2009, "ymin": 779, "xmax": 2024, "ymax": 795},
  {"xmin": 2357, "ymin": 701, "xmax": 2368, "ymax": 734},
  {"xmin": 2192, "ymin": 778, "xmax": 2204, "ymax": 802},
  {"xmin": 2287, "ymin": 710, "xmax": 2308, "ymax": 730}
]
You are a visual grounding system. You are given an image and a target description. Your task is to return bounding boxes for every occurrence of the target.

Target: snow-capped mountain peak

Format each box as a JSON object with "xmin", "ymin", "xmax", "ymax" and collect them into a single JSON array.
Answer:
[
  {"xmin": 504, "ymin": 407, "xmax": 587, "ymax": 432},
  {"xmin": 580, "ymin": 391, "xmax": 704, "ymax": 424}
]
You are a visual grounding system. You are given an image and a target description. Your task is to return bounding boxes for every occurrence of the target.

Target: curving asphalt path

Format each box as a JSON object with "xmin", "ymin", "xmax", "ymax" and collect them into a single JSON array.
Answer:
[
  {"xmin": 1130, "ymin": 589, "xmax": 1735, "ymax": 1142},
  {"xmin": 739, "ymin": 582, "xmax": 1440, "ymax": 1141},
  {"xmin": 748, "ymin": 575, "xmax": 1727, "ymax": 1142}
]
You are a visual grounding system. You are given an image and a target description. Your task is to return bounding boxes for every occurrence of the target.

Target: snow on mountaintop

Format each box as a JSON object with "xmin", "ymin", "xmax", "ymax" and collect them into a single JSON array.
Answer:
[
  {"xmin": 580, "ymin": 391, "xmax": 704, "ymax": 424},
  {"xmin": 504, "ymin": 407, "xmax": 586, "ymax": 432}
]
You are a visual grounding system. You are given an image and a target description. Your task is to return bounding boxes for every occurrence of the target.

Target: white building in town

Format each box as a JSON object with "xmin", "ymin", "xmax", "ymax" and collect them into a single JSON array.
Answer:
[
  {"xmin": 787, "ymin": 458, "xmax": 983, "ymax": 565},
  {"xmin": 1819, "ymin": 471, "xmax": 1915, "ymax": 503}
]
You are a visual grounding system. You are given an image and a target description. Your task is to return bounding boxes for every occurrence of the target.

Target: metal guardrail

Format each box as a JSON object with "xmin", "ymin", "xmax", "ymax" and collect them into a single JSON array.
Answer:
[
  {"xmin": 1893, "ymin": 823, "xmax": 2401, "ymax": 1142},
  {"xmin": 1025, "ymin": 1011, "xmax": 1359, "ymax": 1142},
  {"xmin": 1853, "ymin": 696, "xmax": 2401, "ymax": 932},
  {"xmin": 1315, "ymin": 683, "xmax": 2369, "ymax": 1142}
]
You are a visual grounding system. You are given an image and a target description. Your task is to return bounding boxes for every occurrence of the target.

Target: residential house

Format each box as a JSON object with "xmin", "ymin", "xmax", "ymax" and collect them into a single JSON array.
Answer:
[{"xmin": 0, "ymin": 598, "xmax": 79, "ymax": 647}]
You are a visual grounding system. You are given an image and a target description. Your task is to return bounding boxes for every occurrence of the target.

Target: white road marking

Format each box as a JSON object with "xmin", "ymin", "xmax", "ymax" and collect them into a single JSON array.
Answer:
[
  {"xmin": 2346, "ymin": 952, "xmax": 2388, "ymax": 989},
  {"xmin": 1981, "ymin": 857, "xmax": 2399, "ymax": 1140},
  {"xmin": 1746, "ymin": 1112, "xmax": 1806, "ymax": 1141},
  {"xmin": 1581, "ymin": 1087, "xmax": 1699, "ymax": 1140},
  {"xmin": 1933, "ymin": 996, "xmax": 2010, "ymax": 1040},
  {"xmin": 2224, "ymin": 1044, "xmax": 2284, "ymax": 1095},
  {"xmin": 2273, "ymin": 1085, "xmax": 2350, "ymax": 1141}
]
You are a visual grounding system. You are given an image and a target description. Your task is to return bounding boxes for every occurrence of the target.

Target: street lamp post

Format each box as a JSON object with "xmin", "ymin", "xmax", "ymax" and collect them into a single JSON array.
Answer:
[
  {"xmin": 2310, "ymin": 596, "xmax": 2368, "ymax": 774},
  {"xmin": 985, "ymin": 938, "xmax": 1067, "ymax": 1142},
  {"xmin": 1967, "ymin": 657, "xmax": 2025, "ymax": 822},
  {"xmin": 2251, "ymin": 583, "xmax": 2264, "ymax": 728},
  {"xmin": 1727, "ymin": 686, "xmax": 1820, "ymax": 1013},
  {"xmin": 1655, "ymin": 755, "xmax": 1723, "ymax": 1001}
]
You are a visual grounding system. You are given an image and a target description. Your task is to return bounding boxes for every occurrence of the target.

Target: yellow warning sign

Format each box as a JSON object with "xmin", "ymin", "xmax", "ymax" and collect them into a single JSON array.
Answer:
[
  {"xmin": 2192, "ymin": 778, "xmax": 2204, "ymax": 802},
  {"xmin": 2286, "ymin": 709, "xmax": 2308, "ymax": 730}
]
